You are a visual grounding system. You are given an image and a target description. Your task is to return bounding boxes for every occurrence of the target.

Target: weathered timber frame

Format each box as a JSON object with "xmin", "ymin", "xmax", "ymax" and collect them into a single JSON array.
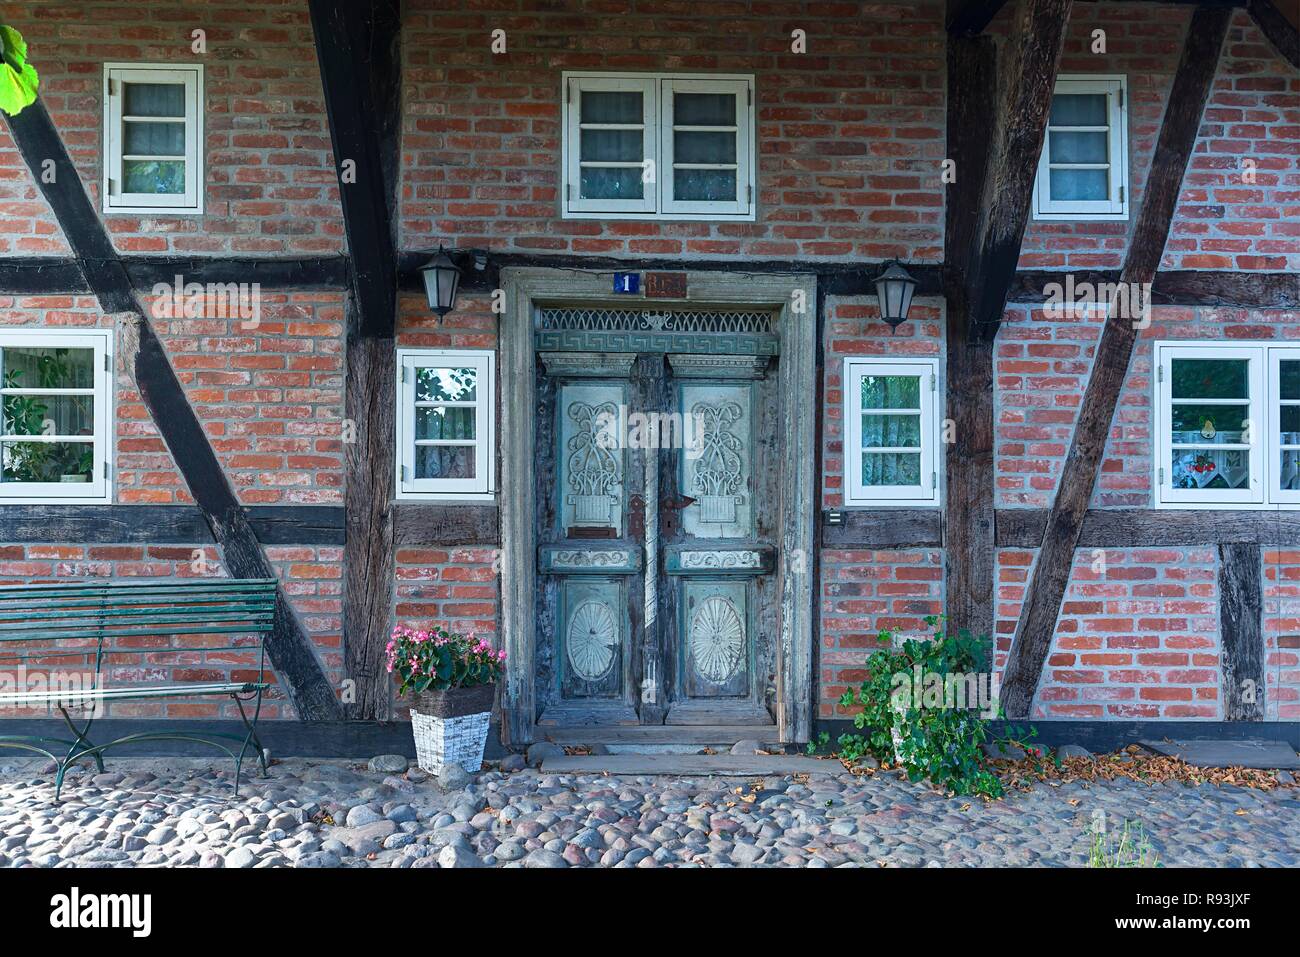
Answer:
[
  {"xmin": 0, "ymin": 254, "xmax": 1293, "ymax": 310},
  {"xmin": 1, "ymin": 100, "xmax": 342, "ymax": 720},
  {"xmin": 310, "ymin": 0, "xmax": 403, "ymax": 720},
  {"xmin": 1000, "ymin": 7, "xmax": 1234, "ymax": 719},
  {"xmin": 1247, "ymin": 0, "xmax": 1300, "ymax": 69},
  {"xmin": 943, "ymin": 0, "xmax": 1072, "ymax": 645},
  {"xmin": 498, "ymin": 268, "xmax": 817, "ymax": 745}
]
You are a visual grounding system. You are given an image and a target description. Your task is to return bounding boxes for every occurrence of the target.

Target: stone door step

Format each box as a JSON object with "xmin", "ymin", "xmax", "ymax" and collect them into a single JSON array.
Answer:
[
  {"xmin": 1139, "ymin": 739, "xmax": 1300, "ymax": 769},
  {"xmin": 539, "ymin": 754, "xmax": 839, "ymax": 776}
]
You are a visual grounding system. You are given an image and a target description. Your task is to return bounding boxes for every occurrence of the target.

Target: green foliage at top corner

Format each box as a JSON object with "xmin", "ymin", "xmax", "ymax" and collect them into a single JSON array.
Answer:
[{"xmin": 0, "ymin": 25, "xmax": 39, "ymax": 117}]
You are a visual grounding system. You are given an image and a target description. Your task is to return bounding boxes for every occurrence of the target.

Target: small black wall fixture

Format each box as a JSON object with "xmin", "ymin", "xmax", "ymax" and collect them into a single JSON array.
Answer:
[
  {"xmin": 874, "ymin": 260, "xmax": 917, "ymax": 333},
  {"xmin": 419, "ymin": 246, "xmax": 462, "ymax": 319}
]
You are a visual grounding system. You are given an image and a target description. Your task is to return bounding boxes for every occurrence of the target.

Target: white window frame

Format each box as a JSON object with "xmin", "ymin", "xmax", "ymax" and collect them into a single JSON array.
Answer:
[
  {"xmin": 660, "ymin": 77, "xmax": 752, "ymax": 218},
  {"xmin": 1032, "ymin": 74, "xmax": 1128, "ymax": 221},
  {"xmin": 842, "ymin": 356, "xmax": 940, "ymax": 507},
  {"xmin": 0, "ymin": 328, "xmax": 113, "ymax": 505},
  {"xmin": 395, "ymin": 348, "xmax": 495, "ymax": 502},
  {"xmin": 1153, "ymin": 342, "xmax": 1264, "ymax": 510},
  {"xmin": 563, "ymin": 74, "xmax": 657, "ymax": 218},
  {"xmin": 1267, "ymin": 346, "xmax": 1300, "ymax": 507},
  {"xmin": 561, "ymin": 71, "xmax": 756, "ymax": 221},
  {"xmin": 103, "ymin": 63, "xmax": 204, "ymax": 215}
]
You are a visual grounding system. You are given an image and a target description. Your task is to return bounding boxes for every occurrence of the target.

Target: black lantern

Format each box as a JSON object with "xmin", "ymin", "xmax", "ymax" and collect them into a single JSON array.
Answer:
[
  {"xmin": 874, "ymin": 261, "xmax": 917, "ymax": 333},
  {"xmin": 419, "ymin": 246, "xmax": 462, "ymax": 319}
]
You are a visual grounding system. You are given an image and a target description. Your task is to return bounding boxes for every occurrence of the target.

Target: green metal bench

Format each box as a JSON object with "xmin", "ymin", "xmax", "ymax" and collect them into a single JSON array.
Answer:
[{"xmin": 0, "ymin": 578, "xmax": 276, "ymax": 799}]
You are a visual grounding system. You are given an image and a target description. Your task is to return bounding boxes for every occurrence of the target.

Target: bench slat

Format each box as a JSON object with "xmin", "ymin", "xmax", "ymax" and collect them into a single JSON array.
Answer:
[
  {"xmin": 0, "ymin": 609, "xmax": 275, "ymax": 629},
  {"xmin": 0, "ymin": 595, "xmax": 276, "ymax": 614},
  {"xmin": 0, "ymin": 579, "xmax": 277, "ymax": 596},
  {"xmin": 0, "ymin": 681, "xmax": 267, "ymax": 704},
  {"xmin": 0, "ymin": 623, "xmax": 275, "ymax": 642}
]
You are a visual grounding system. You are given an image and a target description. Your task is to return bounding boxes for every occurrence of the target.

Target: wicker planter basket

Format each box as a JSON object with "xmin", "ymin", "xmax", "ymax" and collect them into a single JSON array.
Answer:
[{"xmin": 407, "ymin": 683, "xmax": 496, "ymax": 775}]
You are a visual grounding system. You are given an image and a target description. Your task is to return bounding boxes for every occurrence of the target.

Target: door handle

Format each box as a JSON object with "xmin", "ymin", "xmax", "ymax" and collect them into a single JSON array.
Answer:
[{"xmin": 659, "ymin": 494, "xmax": 697, "ymax": 512}]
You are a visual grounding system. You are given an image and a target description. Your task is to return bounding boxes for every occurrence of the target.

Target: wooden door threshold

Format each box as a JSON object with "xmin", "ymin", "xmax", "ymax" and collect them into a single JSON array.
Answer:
[
  {"xmin": 539, "ymin": 753, "xmax": 837, "ymax": 776},
  {"xmin": 534, "ymin": 724, "xmax": 785, "ymax": 746}
]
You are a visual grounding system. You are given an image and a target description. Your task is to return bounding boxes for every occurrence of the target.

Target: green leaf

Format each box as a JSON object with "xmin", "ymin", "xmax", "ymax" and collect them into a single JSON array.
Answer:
[{"xmin": 0, "ymin": 26, "xmax": 39, "ymax": 116}]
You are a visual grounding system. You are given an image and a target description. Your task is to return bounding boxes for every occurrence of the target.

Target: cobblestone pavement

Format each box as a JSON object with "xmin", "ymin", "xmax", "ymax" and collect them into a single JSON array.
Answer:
[{"xmin": 0, "ymin": 757, "xmax": 1296, "ymax": 867}]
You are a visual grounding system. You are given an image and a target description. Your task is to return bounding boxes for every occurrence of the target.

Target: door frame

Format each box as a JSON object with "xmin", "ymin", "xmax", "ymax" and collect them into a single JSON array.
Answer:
[{"xmin": 498, "ymin": 267, "xmax": 817, "ymax": 745}]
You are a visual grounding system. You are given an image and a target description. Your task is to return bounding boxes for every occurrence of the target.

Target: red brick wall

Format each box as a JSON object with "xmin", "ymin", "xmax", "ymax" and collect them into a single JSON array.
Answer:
[
  {"xmin": 393, "ymin": 546, "xmax": 500, "ymax": 639},
  {"xmin": 130, "ymin": 289, "xmax": 346, "ymax": 506},
  {"xmin": 402, "ymin": 0, "xmax": 946, "ymax": 262},
  {"xmin": 1008, "ymin": 6, "xmax": 1298, "ymax": 273},
  {"xmin": 996, "ymin": 546, "xmax": 1220, "ymax": 719},
  {"xmin": 995, "ymin": 303, "xmax": 1300, "ymax": 509},
  {"xmin": 0, "ymin": 0, "xmax": 343, "ymax": 255},
  {"xmin": 0, "ymin": 292, "xmax": 346, "ymax": 506},
  {"xmin": 1263, "ymin": 550, "xmax": 1300, "ymax": 721},
  {"xmin": 819, "ymin": 547, "xmax": 944, "ymax": 719}
]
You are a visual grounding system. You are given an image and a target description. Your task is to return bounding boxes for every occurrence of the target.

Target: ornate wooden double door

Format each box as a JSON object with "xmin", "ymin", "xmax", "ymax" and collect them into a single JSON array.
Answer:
[{"xmin": 534, "ymin": 349, "xmax": 779, "ymax": 729}]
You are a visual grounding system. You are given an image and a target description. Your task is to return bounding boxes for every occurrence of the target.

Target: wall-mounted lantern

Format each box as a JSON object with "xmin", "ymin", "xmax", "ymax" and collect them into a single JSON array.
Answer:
[
  {"xmin": 874, "ymin": 261, "xmax": 917, "ymax": 334},
  {"xmin": 419, "ymin": 246, "xmax": 462, "ymax": 320}
]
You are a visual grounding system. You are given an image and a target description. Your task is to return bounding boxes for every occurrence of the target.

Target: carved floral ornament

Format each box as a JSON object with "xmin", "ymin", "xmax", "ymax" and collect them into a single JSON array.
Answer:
[
  {"xmin": 566, "ymin": 399, "xmax": 622, "ymax": 527},
  {"xmin": 689, "ymin": 596, "xmax": 745, "ymax": 684},
  {"xmin": 678, "ymin": 550, "xmax": 763, "ymax": 569},
  {"xmin": 567, "ymin": 599, "xmax": 618, "ymax": 682},
  {"xmin": 689, "ymin": 400, "xmax": 746, "ymax": 524}
]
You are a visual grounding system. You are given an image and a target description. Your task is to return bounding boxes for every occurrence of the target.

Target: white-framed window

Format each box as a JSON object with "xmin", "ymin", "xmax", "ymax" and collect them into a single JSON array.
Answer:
[
  {"xmin": 395, "ymin": 349, "xmax": 495, "ymax": 501},
  {"xmin": 0, "ymin": 329, "xmax": 113, "ymax": 504},
  {"xmin": 103, "ymin": 63, "xmax": 204, "ymax": 214},
  {"xmin": 842, "ymin": 357, "xmax": 940, "ymax": 507},
  {"xmin": 1153, "ymin": 342, "xmax": 1267, "ymax": 509},
  {"xmin": 562, "ymin": 72, "xmax": 755, "ymax": 221},
  {"xmin": 1269, "ymin": 349, "xmax": 1300, "ymax": 506},
  {"xmin": 1032, "ymin": 75, "xmax": 1128, "ymax": 221}
]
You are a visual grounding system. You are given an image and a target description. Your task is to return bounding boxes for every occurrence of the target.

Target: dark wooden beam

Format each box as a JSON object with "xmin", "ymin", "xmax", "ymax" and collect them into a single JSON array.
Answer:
[
  {"xmin": 821, "ymin": 509, "xmax": 943, "ymax": 548},
  {"xmin": 1000, "ymin": 8, "xmax": 1234, "ymax": 719},
  {"xmin": 0, "ymin": 505, "xmax": 344, "ymax": 546},
  {"xmin": 947, "ymin": 0, "xmax": 1011, "ymax": 36},
  {"xmin": 2, "ymin": 253, "xmax": 1293, "ymax": 310},
  {"xmin": 2, "ymin": 100, "xmax": 344, "ymax": 720},
  {"xmin": 1248, "ymin": 0, "xmax": 1300, "ymax": 68},
  {"xmin": 996, "ymin": 508, "xmax": 1300, "ymax": 547},
  {"xmin": 309, "ymin": 0, "xmax": 399, "ymax": 338},
  {"xmin": 964, "ymin": 0, "xmax": 1073, "ymax": 342},
  {"xmin": 0, "ymin": 256, "xmax": 349, "ymax": 295},
  {"xmin": 311, "ymin": 0, "xmax": 403, "ymax": 721},
  {"xmin": 0, "ymin": 257, "xmax": 90, "ymax": 294},
  {"xmin": 393, "ymin": 504, "xmax": 500, "ymax": 547},
  {"xmin": 1218, "ymin": 543, "xmax": 1265, "ymax": 720},
  {"xmin": 825, "ymin": 507, "xmax": 1300, "ymax": 549},
  {"xmin": 124, "ymin": 256, "xmax": 350, "ymax": 291},
  {"xmin": 943, "ymin": 33, "xmax": 1000, "ymax": 645},
  {"xmin": 1007, "ymin": 268, "xmax": 1299, "ymax": 309}
]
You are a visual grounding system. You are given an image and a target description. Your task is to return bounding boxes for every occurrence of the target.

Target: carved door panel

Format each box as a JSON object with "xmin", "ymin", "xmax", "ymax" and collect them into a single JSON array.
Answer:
[
  {"xmin": 662, "ymin": 355, "xmax": 777, "ymax": 726},
  {"xmin": 535, "ymin": 350, "xmax": 778, "ymax": 731}
]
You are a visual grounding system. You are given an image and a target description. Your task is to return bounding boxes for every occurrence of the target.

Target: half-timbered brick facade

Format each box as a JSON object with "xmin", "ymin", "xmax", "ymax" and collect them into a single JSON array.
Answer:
[{"xmin": 0, "ymin": 0, "xmax": 1295, "ymax": 738}]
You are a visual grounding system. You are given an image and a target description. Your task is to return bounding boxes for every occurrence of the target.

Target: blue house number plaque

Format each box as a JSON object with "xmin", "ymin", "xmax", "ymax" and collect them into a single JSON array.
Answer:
[{"xmin": 613, "ymin": 272, "xmax": 640, "ymax": 295}]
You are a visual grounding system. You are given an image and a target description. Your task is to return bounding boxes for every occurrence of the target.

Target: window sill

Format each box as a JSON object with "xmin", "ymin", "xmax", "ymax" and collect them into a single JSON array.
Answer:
[
  {"xmin": 395, "ymin": 491, "xmax": 496, "ymax": 503},
  {"xmin": 1032, "ymin": 211, "xmax": 1129, "ymax": 222},
  {"xmin": 561, "ymin": 209, "xmax": 756, "ymax": 222},
  {"xmin": 103, "ymin": 206, "xmax": 205, "ymax": 216},
  {"xmin": 0, "ymin": 494, "xmax": 112, "ymax": 506}
]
